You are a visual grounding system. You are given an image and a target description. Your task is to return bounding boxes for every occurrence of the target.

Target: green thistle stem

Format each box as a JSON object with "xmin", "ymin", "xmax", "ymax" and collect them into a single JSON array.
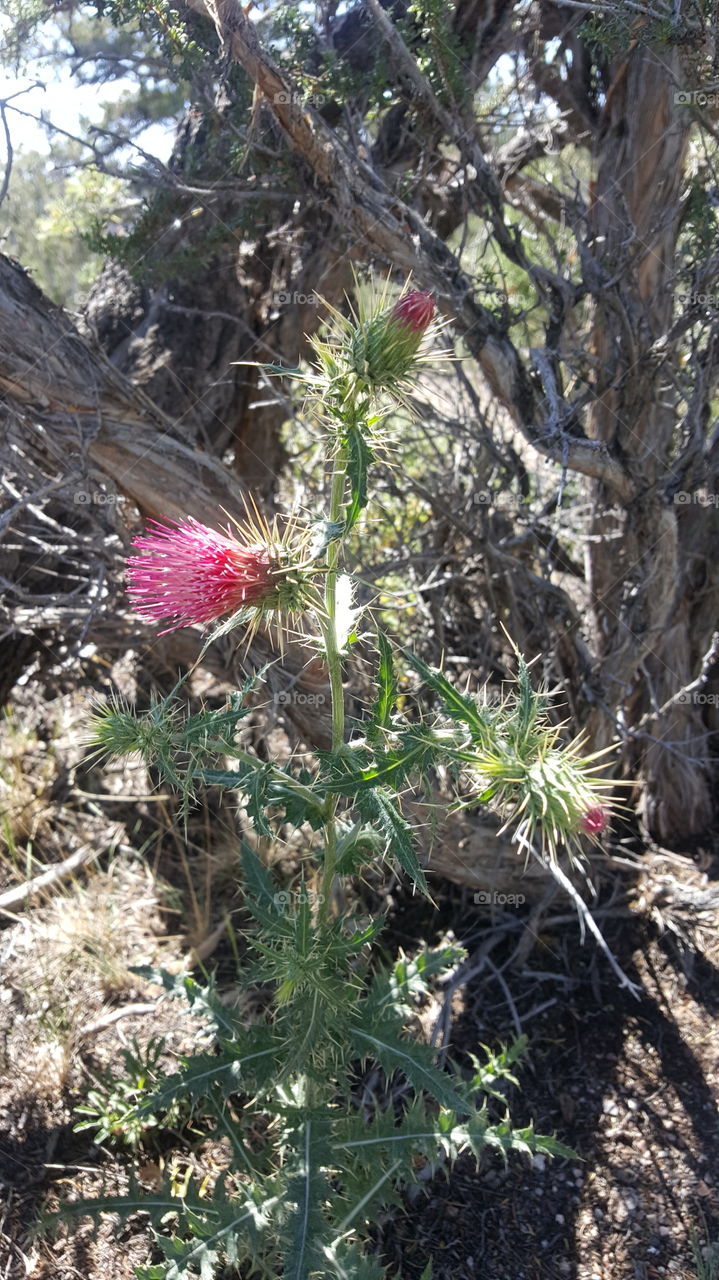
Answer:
[
  {"xmin": 325, "ymin": 445, "xmax": 349, "ymax": 752},
  {"xmin": 318, "ymin": 441, "xmax": 350, "ymax": 921}
]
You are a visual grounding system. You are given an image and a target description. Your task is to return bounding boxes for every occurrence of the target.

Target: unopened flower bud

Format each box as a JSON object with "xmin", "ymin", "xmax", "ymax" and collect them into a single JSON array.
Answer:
[
  {"xmin": 349, "ymin": 289, "xmax": 436, "ymax": 390},
  {"xmin": 391, "ymin": 291, "xmax": 435, "ymax": 333},
  {"xmin": 582, "ymin": 805, "xmax": 607, "ymax": 836}
]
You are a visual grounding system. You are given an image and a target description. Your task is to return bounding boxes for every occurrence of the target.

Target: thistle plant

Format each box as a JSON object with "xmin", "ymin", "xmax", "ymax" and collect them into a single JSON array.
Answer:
[{"xmin": 67, "ymin": 282, "xmax": 621, "ymax": 1279}]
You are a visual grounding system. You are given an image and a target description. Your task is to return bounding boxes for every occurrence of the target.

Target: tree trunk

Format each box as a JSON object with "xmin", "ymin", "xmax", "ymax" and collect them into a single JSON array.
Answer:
[{"xmin": 586, "ymin": 43, "xmax": 716, "ymax": 840}]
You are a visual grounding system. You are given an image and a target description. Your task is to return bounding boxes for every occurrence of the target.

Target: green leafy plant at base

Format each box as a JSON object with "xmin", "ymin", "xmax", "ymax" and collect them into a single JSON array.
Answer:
[
  {"xmin": 75, "ymin": 1036, "xmax": 181, "ymax": 1149},
  {"xmin": 59, "ymin": 280, "xmax": 622, "ymax": 1279}
]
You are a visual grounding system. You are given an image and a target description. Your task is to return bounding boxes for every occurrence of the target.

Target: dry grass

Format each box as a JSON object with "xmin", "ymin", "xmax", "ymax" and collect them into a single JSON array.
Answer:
[
  {"xmin": 0, "ymin": 711, "xmax": 58, "ymax": 875},
  {"xmin": 1, "ymin": 859, "xmax": 169, "ymax": 1097}
]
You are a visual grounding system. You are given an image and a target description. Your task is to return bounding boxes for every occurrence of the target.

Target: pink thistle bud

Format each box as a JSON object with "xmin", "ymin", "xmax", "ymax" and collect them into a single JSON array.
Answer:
[
  {"xmin": 349, "ymin": 287, "xmax": 437, "ymax": 391},
  {"xmin": 582, "ymin": 805, "xmax": 607, "ymax": 836},
  {"xmin": 126, "ymin": 518, "xmax": 274, "ymax": 634},
  {"xmin": 391, "ymin": 290, "xmax": 436, "ymax": 334}
]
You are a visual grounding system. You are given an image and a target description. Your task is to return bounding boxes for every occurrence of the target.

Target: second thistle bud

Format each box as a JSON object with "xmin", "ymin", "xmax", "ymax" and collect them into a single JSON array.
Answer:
[
  {"xmin": 582, "ymin": 805, "xmax": 607, "ymax": 836},
  {"xmin": 349, "ymin": 289, "xmax": 436, "ymax": 391}
]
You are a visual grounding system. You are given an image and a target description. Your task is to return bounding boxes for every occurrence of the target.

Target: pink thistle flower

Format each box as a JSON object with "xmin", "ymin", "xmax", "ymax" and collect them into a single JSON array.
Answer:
[
  {"xmin": 582, "ymin": 805, "xmax": 607, "ymax": 836},
  {"xmin": 126, "ymin": 518, "xmax": 274, "ymax": 634},
  {"xmin": 391, "ymin": 290, "xmax": 436, "ymax": 334}
]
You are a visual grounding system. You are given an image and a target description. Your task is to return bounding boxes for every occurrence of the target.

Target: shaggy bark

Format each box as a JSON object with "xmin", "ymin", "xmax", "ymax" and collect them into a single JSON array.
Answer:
[
  {"xmin": 585, "ymin": 44, "xmax": 717, "ymax": 838},
  {"xmin": 80, "ymin": 106, "xmax": 353, "ymax": 498}
]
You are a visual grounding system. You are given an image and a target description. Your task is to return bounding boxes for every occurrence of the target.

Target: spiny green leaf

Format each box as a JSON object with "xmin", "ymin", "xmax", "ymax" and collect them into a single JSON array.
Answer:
[
  {"xmin": 179, "ymin": 681, "xmax": 258, "ymax": 748},
  {"xmin": 282, "ymin": 1116, "xmax": 331, "ymax": 1280},
  {"xmin": 128, "ymin": 968, "xmax": 242, "ymax": 1041},
  {"xmin": 464, "ymin": 1108, "xmax": 575, "ymax": 1163},
  {"xmin": 323, "ymin": 729, "xmax": 437, "ymax": 797},
  {"xmin": 130, "ymin": 1038, "xmax": 281, "ymax": 1117},
  {"xmin": 344, "ymin": 425, "xmax": 373, "ymax": 533},
  {"xmin": 323, "ymin": 1239, "xmax": 387, "ymax": 1280},
  {"xmin": 373, "ymin": 630, "xmax": 396, "ymax": 730},
  {"xmin": 349, "ymin": 1024, "xmax": 470, "ymax": 1115},
  {"xmin": 241, "ymin": 841, "xmax": 282, "ymax": 914},
  {"xmin": 205, "ymin": 1089, "xmax": 260, "ymax": 1178},
  {"xmin": 334, "ymin": 821, "xmax": 385, "ymax": 874},
  {"xmin": 308, "ymin": 518, "xmax": 346, "ymax": 560},
  {"xmin": 468, "ymin": 1035, "xmax": 529, "ymax": 1099},
  {"xmin": 386, "ymin": 944, "xmax": 466, "ymax": 1011},
  {"xmin": 355, "ymin": 787, "xmax": 428, "ymax": 894},
  {"xmin": 159, "ymin": 1190, "xmax": 277, "ymax": 1280},
  {"xmin": 200, "ymin": 764, "xmax": 324, "ymax": 832},
  {"xmin": 404, "ymin": 650, "xmax": 493, "ymax": 743}
]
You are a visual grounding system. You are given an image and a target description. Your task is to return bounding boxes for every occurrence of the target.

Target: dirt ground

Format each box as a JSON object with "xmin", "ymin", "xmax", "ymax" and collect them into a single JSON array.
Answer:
[
  {"xmin": 1, "ymin": 680, "xmax": 718, "ymax": 1280},
  {"xmin": 378, "ymin": 869, "xmax": 719, "ymax": 1280}
]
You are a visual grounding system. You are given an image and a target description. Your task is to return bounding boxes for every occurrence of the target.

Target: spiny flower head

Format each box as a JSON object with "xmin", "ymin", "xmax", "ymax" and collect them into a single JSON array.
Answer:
[
  {"xmin": 127, "ymin": 518, "xmax": 272, "ymax": 633},
  {"xmin": 348, "ymin": 288, "xmax": 437, "ymax": 392},
  {"xmin": 301, "ymin": 277, "xmax": 447, "ymax": 427},
  {"xmin": 469, "ymin": 730, "xmax": 617, "ymax": 865},
  {"xmin": 86, "ymin": 691, "xmax": 180, "ymax": 767},
  {"xmin": 405, "ymin": 648, "xmax": 624, "ymax": 866},
  {"xmin": 126, "ymin": 507, "xmax": 317, "ymax": 643}
]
